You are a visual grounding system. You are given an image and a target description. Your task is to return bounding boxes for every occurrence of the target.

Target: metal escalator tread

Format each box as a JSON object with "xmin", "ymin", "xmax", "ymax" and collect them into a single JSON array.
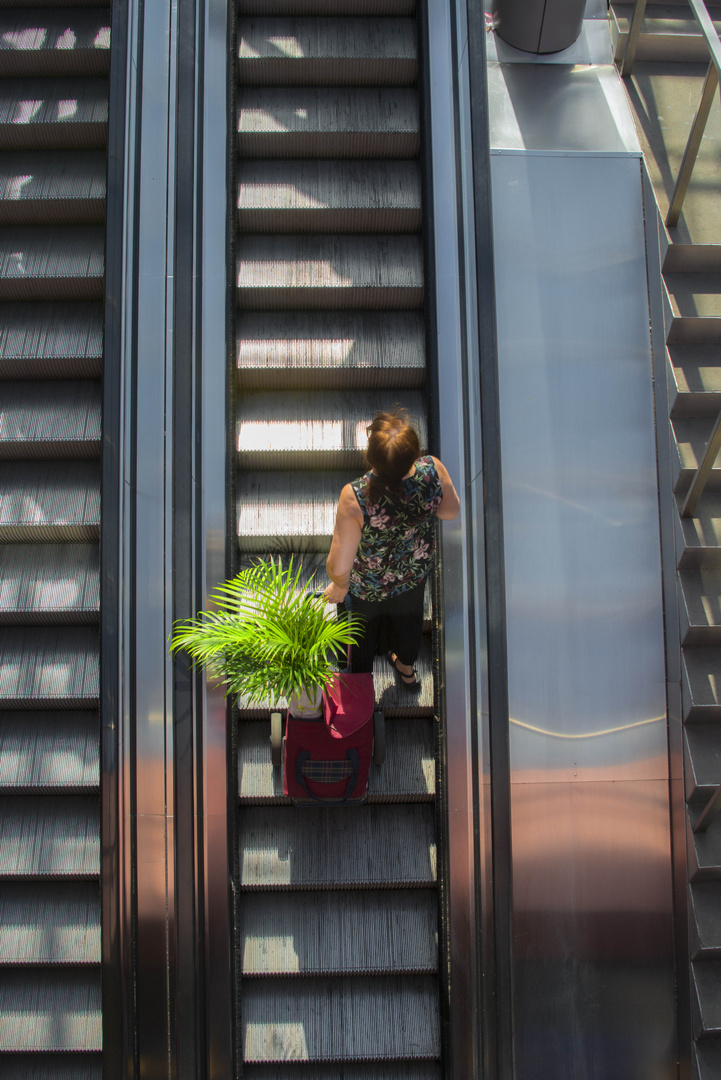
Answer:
[
  {"xmin": 0, "ymin": 460, "xmax": 100, "ymax": 541},
  {"xmin": 0, "ymin": 302, "xmax": 103, "ymax": 379},
  {"xmin": 237, "ymin": 388, "xmax": 426, "ymax": 468},
  {"xmin": 0, "ymin": 968, "xmax": 101, "ymax": 1050},
  {"xmin": 693, "ymin": 961, "xmax": 721, "ymax": 1036},
  {"xmin": 0, "ymin": 10, "xmax": 110, "ymax": 78},
  {"xmin": 0, "ymin": 627, "xmax": 99, "ymax": 707},
  {"xmin": 243, "ymin": 1068, "xmax": 439, "ymax": 1080},
  {"xmin": 237, "ymin": 233, "xmax": 423, "ymax": 309},
  {"xmin": 240, "ymin": 889, "xmax": 436, "ymax": 975},
  {"xmin": 238, "ymin": 87, "xmax": 420, "ymax": 159},
  {"xmin": 0, "ymin": 152, "xmax": 107, "ymax": 225},
  {"xmin": 0, "ymin": 380, "xmax": 101, "ymax": 458},
  {"xmin": 0, "ymin": 795, "xmax": 99, "ymax": 878},
  {"xmin": 1, "ymin": 1059, "xmax": 101, "ymax": 1080},
  {"xmin": 0, "ymin": 79, "xmax": 109, "ymax": 151},
  {"xmin": 0, "ymin": 544, "xmax": 99, "ymax": 622},
  {"xmin": 242, "ymin": 1067, "xmax": 439, "ymax": 1080},
  {"xmin": 0, "ymin": 881, "xmax": 100, "ymax": 963},
  {"xmin": 0, "ymin": 711, "xmax": 99, "ymax": 792},
  {"xmin": 238, "ymin": 17, "xmax": 417, "ymax": 87},
  {"xmin": 237, "ymin": 160, "xmax": 421, "ymax": 233},
  {"xmin": 238, "ymin": 1, "xmax": 417, "ymax": 13},
  {"xmin": 242, "ymin": 975, "xmax": 439, "ymax": 1063},
  {"xmin": 239, "ymin": 804, "xmax": 436, "ymax": 889},
  {"xmin": 238, "ymin": 717, "xmax": 434, "ymax": 804},
  {"xmin": 237, "ymin": 310, "xmax": 424, "ymax": 390},
  {"xmin": 237, "ymin": 468, "xmax": 352, "ymax": 550},
  {"xmin": 237, "ymin": 629, "xmax": 433, "ymax": 718},
  {"xmin": 0, "ymin": 226, "xmax": 104, "ymax": 301}
]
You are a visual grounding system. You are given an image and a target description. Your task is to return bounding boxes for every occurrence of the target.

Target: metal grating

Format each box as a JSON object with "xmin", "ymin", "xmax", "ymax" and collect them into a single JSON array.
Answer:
[
  {"xmin": 0, "ymin": 711, "xmax": 99, "ymax": 791},
  {"xmin": 238, "ymin": 804, "xmax": 436, "ymax": 890},
  {"xmin": 0, "ymin": 302, "xmax": 103, "ymax": 380},
  {"xmin": 0, "ymin": 461, "xmax": 100, "ymax": 542},
  {"xmin": 0, "ymin": 627, "xmax": 99, "ymax": 708},
  {"xmin": 0, "ymin": 544, "xmax": 99, "ymax": 622},
  {"xmin": 0, "ymin": 795, "xmax": 99, "ymax": 878},
  {"xmin": 0, "ymin": 151, "xmax": 107, "ymax": 225},
  {"xmin": 241, "ymin": 975, "xmax": 439, "ymax": 1062},
  {"xmin": 240, "ymin": 889, "xmax": 437, "ymax": 975},
  {"xmin": 0, "ymin": 881, "xmax": 100, "ymax": 963},
  {"xmin": 0, "ymin": 381, "xmax": 101, "ymax": 458},
  {"xmin": 0, "ymin": 969, "xmax": 101, "ymax": 1050},
  {"xmin": 0, "ymin": 79, "xmax": 109, "ymax": 151}
]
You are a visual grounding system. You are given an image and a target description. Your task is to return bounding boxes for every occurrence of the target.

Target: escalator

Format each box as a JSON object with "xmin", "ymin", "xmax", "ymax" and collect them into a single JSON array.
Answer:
[
  {"xmin": 234, "ymin": 1, "xmax": 443, "ymax": 1073},
  {"xmin": 0, "ymin": 3, "xmax": 109, "ymax": 1074}
]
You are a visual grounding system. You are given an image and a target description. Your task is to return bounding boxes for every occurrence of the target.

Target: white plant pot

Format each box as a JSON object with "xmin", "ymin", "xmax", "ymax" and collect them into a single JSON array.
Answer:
[{"xmin": 288, "ymin": 686, "xmax": 323, "ymax": 719}]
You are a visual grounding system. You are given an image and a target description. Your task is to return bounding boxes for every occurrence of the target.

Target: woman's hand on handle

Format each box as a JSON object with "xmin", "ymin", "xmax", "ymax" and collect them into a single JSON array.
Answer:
[{"xmin": 323, "ymin": 581, "xmax": 349, "ymax": 604}]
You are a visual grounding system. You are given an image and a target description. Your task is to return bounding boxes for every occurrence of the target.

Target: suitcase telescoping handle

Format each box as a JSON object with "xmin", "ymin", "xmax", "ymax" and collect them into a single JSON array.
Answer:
[{"xmin": 294, "ymin": 749, "xmax": 359, "ymax": 804}]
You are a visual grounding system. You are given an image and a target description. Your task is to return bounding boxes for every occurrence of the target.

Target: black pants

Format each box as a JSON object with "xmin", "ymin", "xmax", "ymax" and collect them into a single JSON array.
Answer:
[{"xmin": 340, "ymin": 580, "xmax": 426, "ymax": 674}]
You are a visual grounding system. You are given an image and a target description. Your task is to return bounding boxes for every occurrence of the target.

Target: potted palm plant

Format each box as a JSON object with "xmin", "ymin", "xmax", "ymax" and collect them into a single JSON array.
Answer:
[{"xmin": 169, "ymin": 556, "xmax": 362, "ymax": 724}]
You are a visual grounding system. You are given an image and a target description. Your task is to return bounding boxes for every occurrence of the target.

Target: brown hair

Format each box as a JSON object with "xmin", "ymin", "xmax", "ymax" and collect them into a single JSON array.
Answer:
[{"xmin": 363, "ymin": 409, "xmax": 421, "ymax": 503}]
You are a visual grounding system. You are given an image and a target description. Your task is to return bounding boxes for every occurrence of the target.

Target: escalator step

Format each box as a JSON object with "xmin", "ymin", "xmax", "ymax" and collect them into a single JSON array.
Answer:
[
  {"xmin": 238, "ymin": 717, "xmax": 434, "ymax": 804},
  {"xmin": 240, "ymin": 889, "xmax": 436, "ymax": 975},
  {"xmin": 236, "ymin": 389, "xmax": 425, "ymax": 469},
  {"xmin": 0, "ymin": 1055, "xmax": 100, "ymax": 1080},
  {"xmin": 679, "ymin": 569, "xmax": 721, "ymax": 647},
  {"xmin": 238, "ymin": 87, "xmax": 419, "ymax": 159},
  {"xmin": 0, "ymin": 152, "xmax": 106, "ymax": 225},
  {"xmin": 0, "ymin": 302, "xmax": 103, "ymax": 380},
  {"xmin": 0, "ymin": 460, "xmax": 100, "ymax": 542},
  {"xmin": 685, "ymin": 725, "xmax": 721, "ymax": 805},
  {"xmin": 683, "ymin": 647, "xmax": 721, "ymax": 723},
  {"xmin": 236, "ymin": 640, "xmax": 433, "ymax": 719},
  {"xmin": 692, "ymin": 960, "xmax": 721, "ymax": 1038},
  {"xmin": 237, "ymin": 160, "xmax": 421, "ymax": 233},
  {"xmin": 676, "ymin": 492, "xmax": 721, "ymax": 569},
  {"xmin": 0, "ymin": 380, "xmax": 101, "ymax": 458},
  {"xmin": 237, "ymin": 468, "xmax": 352, "ymax": 551},
  {"xmin": 0, "ymin": 79, "xmax": 109, "ymax": 151},
  {"xmin": 237, "ymin": 310, "xmax": 424, "ymax": 390},
  {"xmin": 237, "ymin": 234, "xmax": 423, "ymax": 309},
  {"xmin": 0, "ymin": 9, "xmax": 110, "ymax": 78},
  {"xmin": 238, "ymin": 1, "xmax": 417, "ymax": 13},
  {"xmin": 239, "ymin": 803, "xmax": 435, "ymax": 889},
  {"xmin": 0, "ymin": 226, "xmax": 104, "ymax": 301},
  {"xmin": 0, "ymin": 796, "xmax": 99, "ymax": 879},
  {"xmin": 238, "ymin": 17, "xmax": 417, "ymax": 87},
  {"xmin": 0, "ymin": 544, "xmax": 99, "ymax": 623},
  {"xmin": 0, "ymin": 627, "xmax": 99, "ymax": 707},
  {"xmin": 242, "ymin": 975, "xmax": 438, "ymax": 1063},
  {"xmin": 0, "ymin": 881, "xmax": 100, "ymax": 964},
  {"xmin": 242, "ymin": 1067, "xmax": 439, "ymax": 1080},
  {"xmin": 690, "ymin": 881, "xmax": 721, "ymax": 959},
  {"xmin": 0, "ymin": 712, "xmax": 99, "ymax": 792},
  {"xmin": 235, "ymin": 551, "xmax": 432, "ymax": 625},
  {"xmin": 0, "ymin": 969, "xmax": 100, "ymax": 1050}
]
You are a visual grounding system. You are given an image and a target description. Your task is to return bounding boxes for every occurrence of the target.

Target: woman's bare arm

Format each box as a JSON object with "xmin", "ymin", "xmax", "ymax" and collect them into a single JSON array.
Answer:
[
  {"xmin": 324, "ymin": 484, "xmax": 363, "ymax": 602},
  {"xmin": 432, "ymin": 456, "xmax": 461, "ymax": 520}
]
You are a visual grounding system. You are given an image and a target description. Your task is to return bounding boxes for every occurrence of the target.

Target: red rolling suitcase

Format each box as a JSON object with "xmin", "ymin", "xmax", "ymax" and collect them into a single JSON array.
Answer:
[{"xmin": 276, "ymin": 672, "xmax": 384, "ymax": 806}]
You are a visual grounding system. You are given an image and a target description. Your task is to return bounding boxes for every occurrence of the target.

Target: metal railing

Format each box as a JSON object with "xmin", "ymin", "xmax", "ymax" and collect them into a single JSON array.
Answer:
[{"xmin": 621, "ymin": 0, "xmax": 721, "ymax": 227}]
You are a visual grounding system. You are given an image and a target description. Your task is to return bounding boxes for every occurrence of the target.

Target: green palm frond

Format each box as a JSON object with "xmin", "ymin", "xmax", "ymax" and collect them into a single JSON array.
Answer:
[{"xmin": 169, "ymin": 556, "xmax": 363, "ymax": 705}]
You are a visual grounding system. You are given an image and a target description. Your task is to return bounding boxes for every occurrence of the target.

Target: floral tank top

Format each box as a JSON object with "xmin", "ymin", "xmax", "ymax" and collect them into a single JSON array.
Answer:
[{"xmin": 349, "ymin": 456, "xmax": 443, "ymax": 602}]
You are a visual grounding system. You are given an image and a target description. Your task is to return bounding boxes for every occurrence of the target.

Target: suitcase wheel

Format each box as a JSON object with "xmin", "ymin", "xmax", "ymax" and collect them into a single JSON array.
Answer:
[
  {"xmin": 270, "ymin": 711, "xmax": 283, "ymax": 767},
  {"xmin": 373, "ymin": 710, "xmax": 385, "ymax": 766}
]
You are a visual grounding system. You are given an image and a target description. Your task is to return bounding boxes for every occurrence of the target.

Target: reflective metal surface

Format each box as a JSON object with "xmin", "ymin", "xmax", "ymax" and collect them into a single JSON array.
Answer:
[
  {"xmin": 487, "ymin": 63, "xmax": 640, "ymax": 154},
  {"xmin": 426, "ymin": 1, "xmax": 482, "ymax": 1076},
  {"xmin": 492, "ymin": 140, "xmax": 676, "ymax": 1078},
  {"xmin": 199, "ymin": 0, "xmax": 234, "ymax": 1075}
]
